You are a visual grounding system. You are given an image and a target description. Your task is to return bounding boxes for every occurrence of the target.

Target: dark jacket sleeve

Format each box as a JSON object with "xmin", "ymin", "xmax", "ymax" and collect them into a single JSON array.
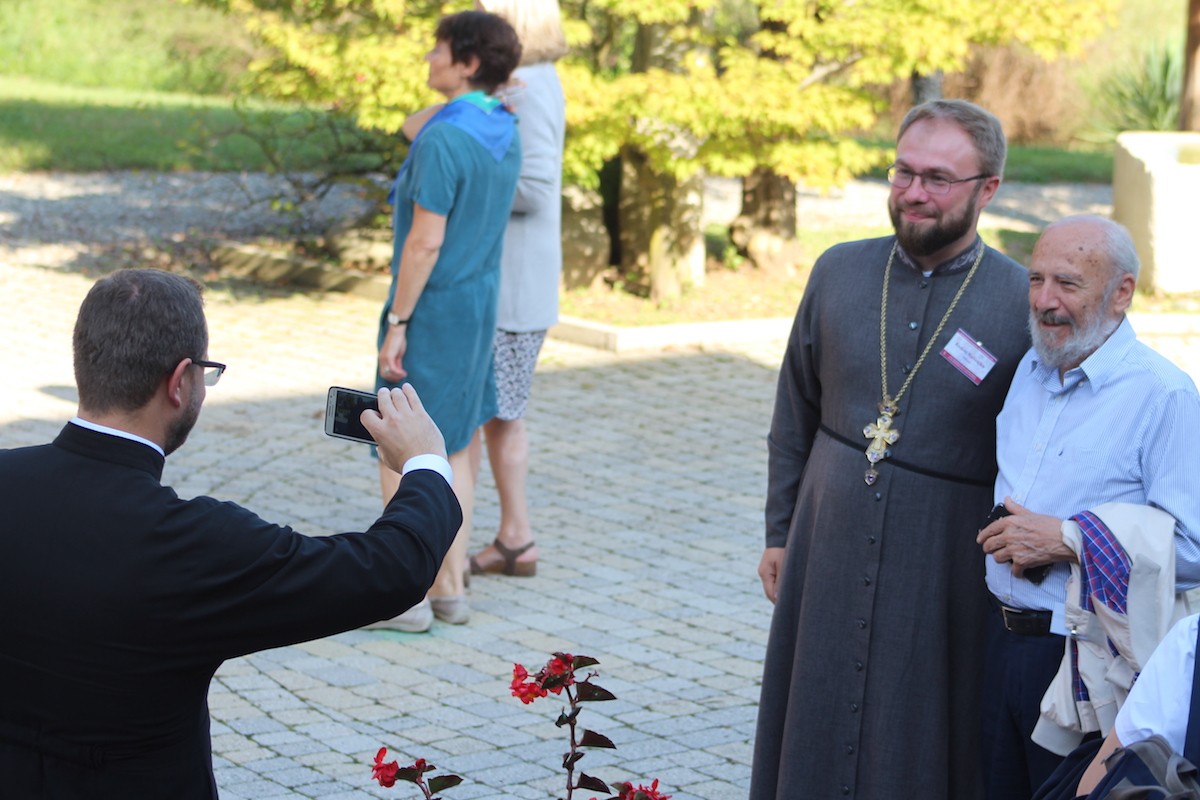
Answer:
[
  {"xmin": 765, "ymin": 262, "xmax": 825, "ymax": 549},
  {"xmin": 164, "ymin": 469, "xmax": 462, "ymax": 660}
]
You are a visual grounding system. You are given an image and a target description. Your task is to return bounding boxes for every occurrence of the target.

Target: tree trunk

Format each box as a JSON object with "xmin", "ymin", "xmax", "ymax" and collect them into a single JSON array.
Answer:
[
  {"xmin": 911, "ymin": 70, "xmax": 944, "ymax": 106},
  {"xmin": 731, "ymin": 167, "xmax": 804, "ymax": 276},
  {"xmin": 612, "ymin": 22, "xmax": 705, "ymax": 301},
  {"xmin": 618, "ymin": 146, "xmax": 705, "ymax": 302},
  {"xmin": 1182, "ymin": 0, "xmax": 1200, "ymax": 130}
]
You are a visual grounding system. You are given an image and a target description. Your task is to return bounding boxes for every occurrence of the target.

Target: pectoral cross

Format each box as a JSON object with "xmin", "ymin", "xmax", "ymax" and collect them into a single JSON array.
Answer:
[{"xmin": 862, "ymin": 397, "xmax": 901, "ymax": 485}]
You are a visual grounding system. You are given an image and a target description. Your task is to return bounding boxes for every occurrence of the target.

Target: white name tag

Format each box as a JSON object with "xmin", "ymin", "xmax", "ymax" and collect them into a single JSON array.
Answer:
[{"xmin": 940, "ymin": 328, "xmax": 998, "ymax": 386}]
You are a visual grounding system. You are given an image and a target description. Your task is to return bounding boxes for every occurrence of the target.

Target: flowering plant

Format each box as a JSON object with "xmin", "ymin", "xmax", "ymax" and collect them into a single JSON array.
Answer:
[
  {"xmin": 371, "ymin": 749, "xmax": 462, "ymax": 799},
  {"xmin": 371, "ymin": 652, "xmax": 669, "ymax": 800}
]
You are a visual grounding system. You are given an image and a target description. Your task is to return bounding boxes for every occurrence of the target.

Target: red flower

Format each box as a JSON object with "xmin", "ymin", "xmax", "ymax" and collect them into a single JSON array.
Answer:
[
  {"xmin": 546, "ymin": 655, "xmax": 572, "ymax": 677},
  {"xmin": 372, "ymin": 747, "xmax": 399, "ymax": 788},
  {"xmin": 611, "ymin": 779, "xmax": 671, "ymax": 800}
]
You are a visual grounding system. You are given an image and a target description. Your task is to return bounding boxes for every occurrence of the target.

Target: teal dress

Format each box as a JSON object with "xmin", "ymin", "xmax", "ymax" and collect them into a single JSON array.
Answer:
[{"xmin": 377, "ymin": 95, "xmax": 521, "ymax": 454}]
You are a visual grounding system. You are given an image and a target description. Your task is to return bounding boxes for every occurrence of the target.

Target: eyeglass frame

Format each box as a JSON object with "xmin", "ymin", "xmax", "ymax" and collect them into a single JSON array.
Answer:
[
  {"xmin": 192, "ymin": 359, "xmax": 227, "ymax": 387},
  {"xmin": 886, "ymin": 163, "xmax": 990, "ymax": 196}
]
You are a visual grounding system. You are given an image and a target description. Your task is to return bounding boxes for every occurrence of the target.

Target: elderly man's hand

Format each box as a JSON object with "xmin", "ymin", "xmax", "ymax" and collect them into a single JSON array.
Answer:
[
  {"xmin": 361, "ymin": 385, "xmax": 447, "ymax": 473},
  {"xmin": 976, "ymin": 496, "xmax": 1076, "ymax": 578}
]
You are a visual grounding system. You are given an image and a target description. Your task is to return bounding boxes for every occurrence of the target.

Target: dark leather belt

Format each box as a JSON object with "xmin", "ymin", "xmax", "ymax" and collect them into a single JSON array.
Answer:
[{"xmin": 990, "ymin": 594, "xmax": 1054, "ymax": 636}]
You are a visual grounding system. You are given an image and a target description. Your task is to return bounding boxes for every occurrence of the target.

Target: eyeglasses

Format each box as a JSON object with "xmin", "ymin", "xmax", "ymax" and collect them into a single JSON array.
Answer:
[
  {"xmin": 886, "ymin": 164, "xmax": 989, "ymax": 196},
  {"xmin": 192, "ymin": 359, "xmax": 227, "ymax": 387}
]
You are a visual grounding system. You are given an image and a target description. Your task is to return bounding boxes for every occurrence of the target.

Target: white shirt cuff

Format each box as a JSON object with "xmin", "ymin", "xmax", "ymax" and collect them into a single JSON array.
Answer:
[{"xmin": 401, "ymin": 454, "xmax": 453, "ymax": 484}]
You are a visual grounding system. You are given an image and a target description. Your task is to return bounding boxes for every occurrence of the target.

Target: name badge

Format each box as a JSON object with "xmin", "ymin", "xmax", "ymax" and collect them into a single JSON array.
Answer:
[{"xmin": 941, "ymin": 328, "xmax": 997, "ymax": 385}]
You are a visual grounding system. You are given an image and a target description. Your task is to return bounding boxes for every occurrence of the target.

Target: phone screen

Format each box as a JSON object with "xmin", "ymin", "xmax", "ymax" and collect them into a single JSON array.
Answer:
[{"xmin": 326, "ymin": 387, "xmax": 378, "ymax": 444}]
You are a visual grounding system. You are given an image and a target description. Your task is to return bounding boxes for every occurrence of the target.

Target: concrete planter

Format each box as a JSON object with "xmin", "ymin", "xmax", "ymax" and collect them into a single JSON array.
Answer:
[{"xmin": 1113, "ymin": 132, "xmax": 1200, "ymax": 294}]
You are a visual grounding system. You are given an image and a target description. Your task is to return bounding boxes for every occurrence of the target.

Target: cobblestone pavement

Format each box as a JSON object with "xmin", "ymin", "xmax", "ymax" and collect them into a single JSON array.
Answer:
[
  {"xmin": 1, "ymin": 262, "xmax": 781, "ymax": 800},
  {"xmin": 3, "ymin": 182, "xmax": 1197, "ymax": 800}
]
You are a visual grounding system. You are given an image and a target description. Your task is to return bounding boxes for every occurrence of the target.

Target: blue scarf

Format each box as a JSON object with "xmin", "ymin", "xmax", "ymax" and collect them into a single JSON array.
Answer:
[{"xmin": 387, "ymin": 91, "xmax": 516, "ymax": 205}]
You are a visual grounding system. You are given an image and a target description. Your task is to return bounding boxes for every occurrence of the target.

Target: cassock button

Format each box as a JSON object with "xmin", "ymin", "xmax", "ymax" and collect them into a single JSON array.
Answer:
[
  {"xmin": 873, "ymin": 492, "xmax": 881, "ymax": 501},
  {"xmin": 920, "ymin": 280, "xmax": 929, "ymax": 289},
  {"xmin": 855, "ymin": 660, "xmax": 864, "ymax": 671},
  {"xmin": 857, "ymin": 618, "xmax": 867, "ymax": 629},
  {"xmin": 863, "ymin": 576, "xmax": 871, "ymax": 586},
  {"xmin": 846, "ymin": 744, "xmax": 855, "ymax": 754},
  {"xmin": 908, "ymin": 321, "xmax": 918, "ymax": 330},
  {"xmin": 850, "ymin": 702, "xmax": 859, "ymax": 712},
  {"xmin": 902, "ymin": 364, "xmax": 912, "ymax": 374},
  {"xmin": 842, "ymin": 786, "xmax": 851, "ymax": 796},
  {"xmin": 867, "ymin": 535, "xmax": 877, "ymax": 544}
]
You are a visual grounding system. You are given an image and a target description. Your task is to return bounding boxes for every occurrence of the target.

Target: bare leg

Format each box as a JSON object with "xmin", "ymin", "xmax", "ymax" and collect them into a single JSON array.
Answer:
[
  {"xmin": 379, "ymin": 447, "xmax": 474, "ymax": 597},
  {"xmin": 430, "ymin": 446, "xmax": 473, "ymax": 597},
  {"xmin": 479, "ymin": 417, "xmax": 538, "ymax": 563}
]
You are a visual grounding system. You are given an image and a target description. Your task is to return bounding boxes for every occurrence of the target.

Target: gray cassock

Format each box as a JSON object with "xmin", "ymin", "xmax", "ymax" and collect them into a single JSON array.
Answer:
[{"xmin": 750, "ymin": 236, "xmax": 1030, "ymax": 800}]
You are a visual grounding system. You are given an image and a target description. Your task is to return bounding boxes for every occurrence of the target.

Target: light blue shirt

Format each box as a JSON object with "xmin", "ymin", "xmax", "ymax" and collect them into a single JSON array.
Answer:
[{"xmin": 989, "ymin": 317, "xmax": 1200, "ymax": 615}]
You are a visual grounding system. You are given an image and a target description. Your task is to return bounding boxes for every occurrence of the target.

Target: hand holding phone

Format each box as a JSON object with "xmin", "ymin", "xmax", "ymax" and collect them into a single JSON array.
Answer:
[
  {"xmin": 324, "ymin": 385, "xmax": 447, "ymax": 471},
  {"xmin": 325, "ymin": 387, "xmax": 379, "ymax": 444},
  {"xmin": 979, "ymin": 502, "xmax": 1051, "ymax": 585}
]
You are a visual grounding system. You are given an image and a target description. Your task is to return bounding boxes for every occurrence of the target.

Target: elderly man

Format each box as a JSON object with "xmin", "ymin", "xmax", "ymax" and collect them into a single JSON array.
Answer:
[
  {"xmin": 0, "ymin": 269, "xmax": 462, "ymax": 798},
  {"xmin": 976, "ymin": 215, "xmax": 1200, "ymax": 800},
  {"xmin": 751, "ymin": 100, "xmax": 1031, "ymax": 800}
]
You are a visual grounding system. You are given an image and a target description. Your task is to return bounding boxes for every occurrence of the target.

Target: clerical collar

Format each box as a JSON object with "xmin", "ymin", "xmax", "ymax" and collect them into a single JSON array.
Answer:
[
  {"xmin": 69, "ymin": 417, "xmax": 165, "ymax": 456},
  {"xmin": 894, "ymin": 236, "xmax": 983, "ymax": 276}
]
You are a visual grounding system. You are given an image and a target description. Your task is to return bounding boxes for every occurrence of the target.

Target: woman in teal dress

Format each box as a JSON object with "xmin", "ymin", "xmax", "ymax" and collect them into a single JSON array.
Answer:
[{"xmin": 373, "ymin": 10, "xmax": 522, "ymax": 632}]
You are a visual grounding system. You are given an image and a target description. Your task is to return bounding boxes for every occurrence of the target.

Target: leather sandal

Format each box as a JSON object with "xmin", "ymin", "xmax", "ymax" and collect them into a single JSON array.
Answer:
[{"xmin": 469, "ymin": 538, "xmax": 537, "ymax": 577}]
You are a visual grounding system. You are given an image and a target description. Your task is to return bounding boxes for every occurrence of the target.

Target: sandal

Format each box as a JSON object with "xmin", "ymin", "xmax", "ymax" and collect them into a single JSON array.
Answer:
[{"xmin": 469, "ymin": 538, "xmax": 537, "ymax": 577}]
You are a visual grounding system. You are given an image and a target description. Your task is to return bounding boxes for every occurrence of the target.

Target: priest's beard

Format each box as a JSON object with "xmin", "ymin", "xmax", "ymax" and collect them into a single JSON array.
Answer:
[
  {"xmin": 888, "ymin": 184, "xmax": 982, "ymax": 258},
  {"xmin": 1029, "ymin": 284, "xmax": 1119, "ymax": 372},
  {"xmin": 164, "ymin": 381, "xmax": 203, "ymax": 456}
]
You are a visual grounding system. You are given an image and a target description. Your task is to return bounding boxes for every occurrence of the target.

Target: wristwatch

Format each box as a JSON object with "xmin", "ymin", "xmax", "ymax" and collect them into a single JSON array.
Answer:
[{"xmin": 386, "ymin": 312, "xmax": 410, "ymax": 327}]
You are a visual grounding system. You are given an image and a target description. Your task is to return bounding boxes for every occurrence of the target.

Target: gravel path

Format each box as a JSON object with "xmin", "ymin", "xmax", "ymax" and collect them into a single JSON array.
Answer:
[{"xmin": 0, "ymin": 171, "xmax": 1112, "ymax": 271}]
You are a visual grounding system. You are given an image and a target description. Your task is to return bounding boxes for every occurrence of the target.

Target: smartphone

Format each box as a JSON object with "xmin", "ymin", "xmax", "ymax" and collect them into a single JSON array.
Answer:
[
  {"xmin": 325, "ymin": 387, "xmax": 379, "ymax": 444},
  {"xmin": 981, "ymin": 502, "xmax": 1050, "ymax": 585}
]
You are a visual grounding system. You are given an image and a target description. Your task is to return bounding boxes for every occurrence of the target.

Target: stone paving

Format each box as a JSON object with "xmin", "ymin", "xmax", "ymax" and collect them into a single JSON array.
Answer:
[
  {"xmin": 4, "ymin": 221, "xmax": 1200, "ymax": 799},
  {"xmin": 1, "ymin": 262, "xmax": 782, "ymax": 800}
]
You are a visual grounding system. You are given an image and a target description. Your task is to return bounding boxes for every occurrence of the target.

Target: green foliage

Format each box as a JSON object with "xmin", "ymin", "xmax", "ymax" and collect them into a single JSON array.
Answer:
[
  {"xmin": 192, "ymin": 0, "xmax": 1116, "ymax": 192},
  {"xmin": 0, "ymin": 0, "xmax": 255, "ymax": 96},
  {"xmin": 1090, "ymin": 43, "xmax": 1183, "ymax": 139}
]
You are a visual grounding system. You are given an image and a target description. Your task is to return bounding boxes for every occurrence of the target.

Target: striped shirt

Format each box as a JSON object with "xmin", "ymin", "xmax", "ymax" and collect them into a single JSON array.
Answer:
[{"xmin": 989, "ymin": 317, "xmax": 1200, "ymax": 611}]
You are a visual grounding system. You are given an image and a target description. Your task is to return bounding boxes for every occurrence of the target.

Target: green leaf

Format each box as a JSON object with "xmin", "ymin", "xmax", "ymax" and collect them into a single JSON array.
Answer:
[{"xmin": 579, "ymin": 729, "xmax": 617, "ymax": 749}]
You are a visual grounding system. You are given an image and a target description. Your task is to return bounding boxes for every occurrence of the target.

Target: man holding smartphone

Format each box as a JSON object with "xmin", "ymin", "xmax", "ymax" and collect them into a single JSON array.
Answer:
[
  {"xmin": 976, "ymin": 215, "xmax": 1200, "ymax": 799},
  {"xmin": 0, "ymin": 269, "xmax": 462, "ymax": 799}
]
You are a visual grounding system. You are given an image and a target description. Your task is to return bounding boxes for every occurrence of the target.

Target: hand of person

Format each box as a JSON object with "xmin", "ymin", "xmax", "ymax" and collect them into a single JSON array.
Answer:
[
  {"xmin": 361, "ymin": 385, "xmax": 446, "ymax": 472},
  {"xmin": 758, "ymin": 547, "xmax": 786, "ymax": 604},
  {"xmin": 378, "ymin": 325, "xmax": 408, "ymax": 382},
  {"xmin": 976, "ymin": 496, "xmax": 1075, "ymax": 578}
]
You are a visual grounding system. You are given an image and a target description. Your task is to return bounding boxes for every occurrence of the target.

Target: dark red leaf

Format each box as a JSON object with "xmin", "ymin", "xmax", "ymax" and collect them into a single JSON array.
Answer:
[
  {"xmin": 572, "ymin": 655, "xmax": 600, "ymax": 669},
  {"xmin": 562, "ymin": 750, "xmax": 585, "ymax": 769},
  {"xmin": 429, "ymin": 775, "xmax": 464, "ymax": 792},
  {"xmin": 394, "ymin": 767, "xmax": 422, "ymax": 784},
  {"xmin": 575, "ymin": 682, "xmax": 617, "ymax": 702},
  {"xmin": 579, "ymin": 729, "xmax": 617, "ymax": 749},
  {"xmin": 577, "ymin": 772, "xmax": 611, "ymax": 792}
]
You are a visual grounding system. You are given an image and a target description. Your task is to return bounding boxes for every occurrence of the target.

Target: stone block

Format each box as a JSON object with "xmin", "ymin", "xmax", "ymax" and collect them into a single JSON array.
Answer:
[{"xmin": 1113, "ymin": 132, "xmax": 1200, "ymax": 294}]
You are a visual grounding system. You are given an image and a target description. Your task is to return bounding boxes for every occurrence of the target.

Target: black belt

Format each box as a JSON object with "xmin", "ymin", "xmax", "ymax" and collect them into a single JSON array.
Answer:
[
  {"xmin": 817, "ymin": 424, "xmax": 992, "ymax": 487},
  {"xmin": 989, "ymin": 594, "xmax": 1055, "ymax": 637}
]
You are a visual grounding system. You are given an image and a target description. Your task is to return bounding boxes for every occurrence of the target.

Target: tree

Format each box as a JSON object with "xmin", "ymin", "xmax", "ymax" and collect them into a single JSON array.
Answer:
[{"xmin": 198, "ymin": 0, "xmax": 1118, "ymax": 298}]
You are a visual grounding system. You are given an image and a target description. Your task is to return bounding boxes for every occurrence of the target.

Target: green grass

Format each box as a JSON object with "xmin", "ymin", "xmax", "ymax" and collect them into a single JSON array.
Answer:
[
  {"xmin": 0, "ymin": 77, "xmax": 388, "ymax": 173},
  {"xmin": 1004, "ymin": 145, "xmax": 1113, "ymax": 184}
]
